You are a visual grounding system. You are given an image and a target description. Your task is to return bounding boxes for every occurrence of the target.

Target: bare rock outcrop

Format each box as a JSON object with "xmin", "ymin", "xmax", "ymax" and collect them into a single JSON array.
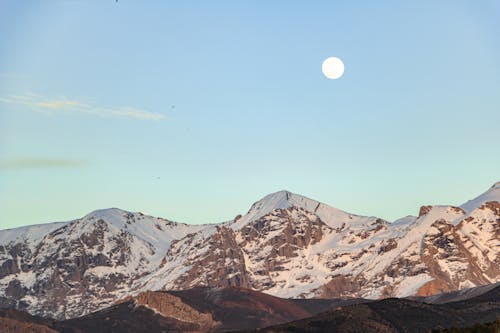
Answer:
[{"xmin": 135, "ymin": 291, "xmax": 217, "ymax": 330}]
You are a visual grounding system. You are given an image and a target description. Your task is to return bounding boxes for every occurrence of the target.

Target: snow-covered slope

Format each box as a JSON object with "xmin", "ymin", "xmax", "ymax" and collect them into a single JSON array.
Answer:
[
  {"xmin": 0, "ymin": 182, "xmax": 498, "ymax": 319},
  {"xmin": 0, "ymin": 222, "xmax": 69, "ymax": 246},
  {"xmin": 460, "ymin": 181, "xmax": 500, "ymax": 212}
]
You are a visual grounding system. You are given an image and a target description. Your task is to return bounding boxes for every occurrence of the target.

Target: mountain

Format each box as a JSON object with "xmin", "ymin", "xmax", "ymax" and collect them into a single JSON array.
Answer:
[
  {"xmin": 0, "ymin": 209, "xmax": 207, "ymax": 319},
  {"xmin": 0, "ymin": 182, "xmax": 498, "ymax": 320}
]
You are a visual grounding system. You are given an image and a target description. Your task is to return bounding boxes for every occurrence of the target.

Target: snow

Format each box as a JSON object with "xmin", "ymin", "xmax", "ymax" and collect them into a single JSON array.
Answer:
[
  {"xmin": 393, "ymin": 274, "xmax": 433, "ymax": 297},
  {"xmin": 391, "ymin": 215, "xmax": 417, "ymax": 226},
  {"xmin": 0, "ymin": 271, "xmax": 37, "ymax": 289},
  {"xmin": 457, "ymin": 205, "xmax": 499, "ymax": 264},
  {"xmin": 0, "ymin": 221, "xmax": 69, "ymax": 245},
  {"xmin": 460, "ymin": 181, "xmax": 500, "ymax": 212},
  {"xmin": 137, "ymin": 224, "xmax": 219, "ymax": 292},
  {"xmin": 53, "ymin": 208, "xmax": 212, "ymax": 272}
]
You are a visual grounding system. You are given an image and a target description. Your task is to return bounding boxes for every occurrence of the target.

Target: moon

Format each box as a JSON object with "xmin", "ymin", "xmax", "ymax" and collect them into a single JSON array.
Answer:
[{"xmin": 322, "ymin": 57, "xmax": 345, "ymax": 79}]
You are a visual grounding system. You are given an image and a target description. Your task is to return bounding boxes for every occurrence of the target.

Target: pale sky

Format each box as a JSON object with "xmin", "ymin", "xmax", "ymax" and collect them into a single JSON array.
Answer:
[{"xmin": 1, "ymin": 1, "xmax": 499, "ymax": 229}]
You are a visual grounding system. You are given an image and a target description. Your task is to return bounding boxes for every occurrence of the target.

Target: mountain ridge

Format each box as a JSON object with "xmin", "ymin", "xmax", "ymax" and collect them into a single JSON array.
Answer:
[{"xmin": 3, "ymin": 182, "xmax": 497, "ymax": 233}]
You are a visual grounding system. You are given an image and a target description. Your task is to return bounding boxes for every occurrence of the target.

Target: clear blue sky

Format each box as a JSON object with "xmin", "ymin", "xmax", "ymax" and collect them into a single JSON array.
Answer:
[{"xmin": 1, "ymin": 1, "xmax": 499, "ymax": 229}]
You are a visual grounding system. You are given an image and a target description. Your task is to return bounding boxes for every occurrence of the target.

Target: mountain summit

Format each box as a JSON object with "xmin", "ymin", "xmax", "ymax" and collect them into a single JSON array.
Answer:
[{"xmin": 230, "ymin": 190, "xmax": 368, "ymax": 230}]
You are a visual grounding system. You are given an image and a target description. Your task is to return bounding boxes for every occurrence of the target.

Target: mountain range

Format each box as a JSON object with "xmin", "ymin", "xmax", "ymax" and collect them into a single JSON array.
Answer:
[{"xmin": 0, "ymin": 182, "xmax": 498, "ymax": 321}]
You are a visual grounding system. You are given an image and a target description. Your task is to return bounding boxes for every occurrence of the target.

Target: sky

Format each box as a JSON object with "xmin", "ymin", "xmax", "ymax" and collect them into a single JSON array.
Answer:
[{"xmin": 0, "ymin": 1, "xmax": 499, "ymax": 229}]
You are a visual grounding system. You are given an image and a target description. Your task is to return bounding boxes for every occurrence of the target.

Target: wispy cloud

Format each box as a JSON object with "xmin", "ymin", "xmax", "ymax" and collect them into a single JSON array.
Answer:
[
  {"xmin": 0, "ymin": 157, "xmax": 87, "ymax": 169},
  {"xmin": 0, "ymin": 93, "xmax": 165, "ymax": 120},
  {"xmin": 34, "ymin": 100, "xmax": 81, "ymax": 109}
]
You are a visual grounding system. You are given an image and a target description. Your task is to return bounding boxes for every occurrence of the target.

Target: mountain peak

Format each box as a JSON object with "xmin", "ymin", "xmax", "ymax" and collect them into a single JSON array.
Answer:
[
  {"xmin": 230, "ymin": 190, "xmax": 369, "ymax": 230},
  {"xmin": 83, "ymin": 207, "xmax": 130, "ymax": 221},
  {"xmin": 229, "ymin": 191, "xmax": 316, "ymax": 230},
  {"xmin": 248, "ymin": 190, "xmax": 319, "ymax": 215},
  {"xmin": 253, "ymin": 190, "xmax": 297, "ymax": 208},
  {"xmin": 256, "ymin": 189, "xmax": 295, "ymax": 202},
  {"xmin": 274, "ymin": 189, "xmax": 293, "ymax": 196},
  {"xmin": 460, "ymin": 181, "xmax": 500, "ymax": 212}
]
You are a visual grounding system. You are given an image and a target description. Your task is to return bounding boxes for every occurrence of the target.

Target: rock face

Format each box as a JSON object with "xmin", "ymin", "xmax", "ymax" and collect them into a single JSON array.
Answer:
[
  {"xmin": 239, "ymin": 208, "xmax": 327, "ymax": 290},
  {"xmin": 155, "ymin": 226, "xmax": 251, "ymax": 290},
  {"xmin": 135, "ymin": 291, "xmax": 217, "ymax": 330},
  {"xmin": 0, "ymin": 183, "xmax": 499, "ymax": 320}
]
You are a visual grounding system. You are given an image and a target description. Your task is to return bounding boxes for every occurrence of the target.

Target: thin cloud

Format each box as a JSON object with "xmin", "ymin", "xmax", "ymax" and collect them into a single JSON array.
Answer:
[
  {"xmin": 109, "ymin": 107, "xmax": 165, "ymax": 120},
  {"xmin": 0, "ymin": 93, "xmax": 165, "ymax": 120},
  {"xmin": 35, "ymin": 100, "xmax": 81, "ymax": 109},
  {"xmin": 0, "ymin": 157, "xmax": 87, "ymax": 169}
]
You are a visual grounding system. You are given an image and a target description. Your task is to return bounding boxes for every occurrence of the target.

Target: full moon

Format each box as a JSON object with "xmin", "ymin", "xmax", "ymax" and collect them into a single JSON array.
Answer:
[{"xmin": 322, "ymin": 57, "xmax": 345, "ymax": 79}]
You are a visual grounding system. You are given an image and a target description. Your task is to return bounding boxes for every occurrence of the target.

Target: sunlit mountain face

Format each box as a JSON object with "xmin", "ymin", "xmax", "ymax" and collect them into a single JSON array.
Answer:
[{"xmin": 0, "ymin": 183, "xmax": 498, "ymax": 321}]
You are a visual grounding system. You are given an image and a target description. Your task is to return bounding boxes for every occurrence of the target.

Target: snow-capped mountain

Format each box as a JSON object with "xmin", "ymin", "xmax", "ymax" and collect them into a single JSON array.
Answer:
[
  {"xmin": 0, "ymin": 209, "xmax": 207, "ymax": 318},
  {"xmin": 0, "ymin": 183, "xmax": 499, "ymax": 319}
]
